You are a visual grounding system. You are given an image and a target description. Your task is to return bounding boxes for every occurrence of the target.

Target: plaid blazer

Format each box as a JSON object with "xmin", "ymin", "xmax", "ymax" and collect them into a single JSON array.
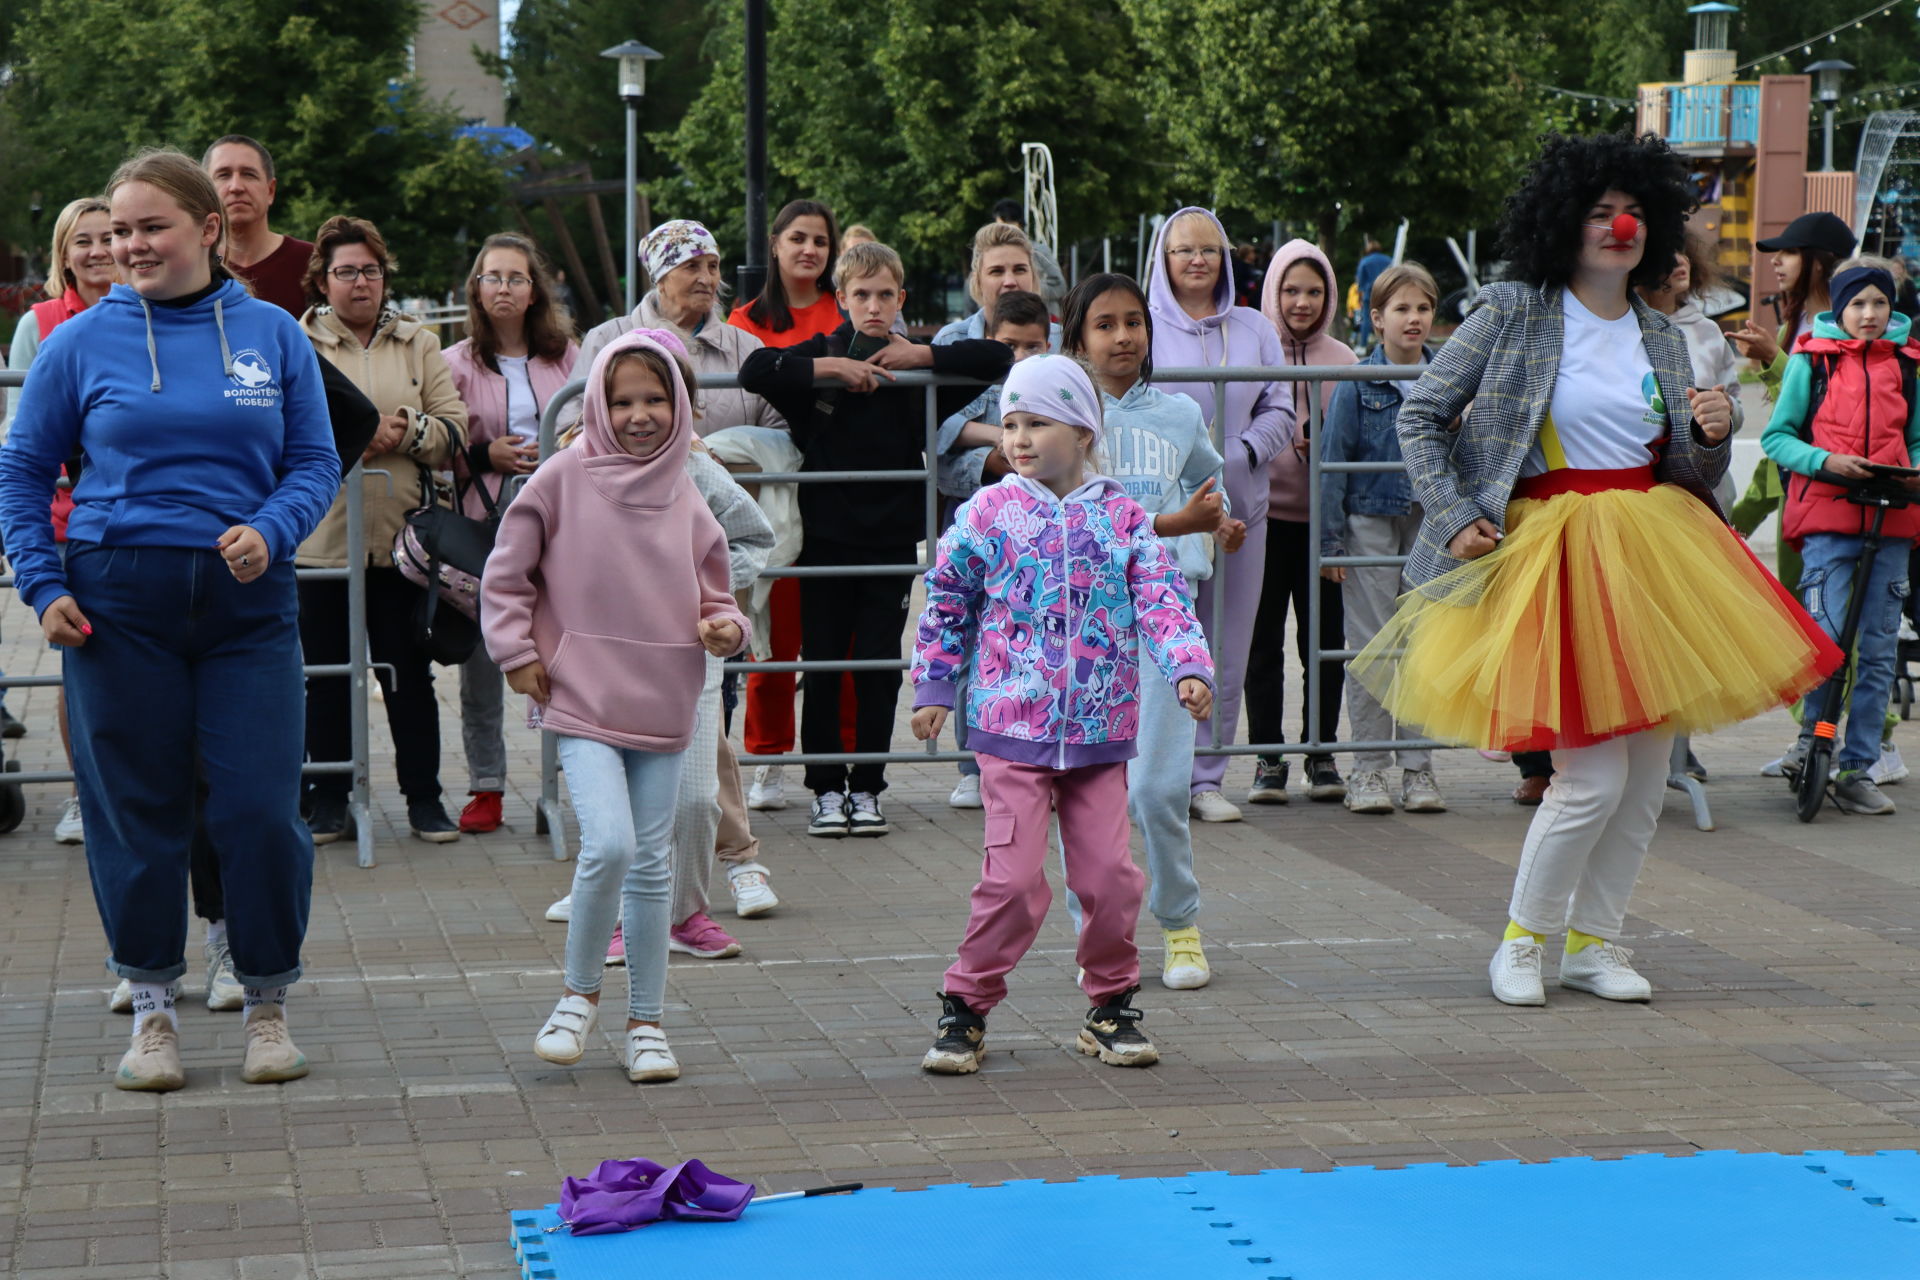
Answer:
[{"xmin": 1397, "ymin": 282, "xmax": 1731, "ymax": 589}]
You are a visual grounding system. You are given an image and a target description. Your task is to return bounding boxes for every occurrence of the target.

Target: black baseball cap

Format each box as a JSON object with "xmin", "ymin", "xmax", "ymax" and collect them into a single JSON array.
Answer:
[{"xmin": 1756, "ymin": 211, "xmax": 1857, "ymax": 258}]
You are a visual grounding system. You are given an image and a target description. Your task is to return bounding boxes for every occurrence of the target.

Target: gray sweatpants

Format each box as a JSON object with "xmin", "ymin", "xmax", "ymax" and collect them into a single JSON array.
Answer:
[
  {"xmin": 460, "ymin": 656, "xmax": 508, "ymax": 793},
  {"xmin": 1342, "ymin": 512, "xmax": 1431, "ymax": 775}
]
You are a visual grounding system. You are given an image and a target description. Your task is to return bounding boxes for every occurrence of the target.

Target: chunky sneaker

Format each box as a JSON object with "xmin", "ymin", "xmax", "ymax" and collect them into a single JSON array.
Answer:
[
  {"xmin": 1076, "ymin": 987, "xmax": 1159, "ymax": 1067},
  {"xmin": 458, "ymin": 790, "xmax": 503, "ymax": 833},
  {"xmin": 545, "ymin": 893, "xmax": 572, "ymax": 923},
  {"xmin": 241, "ymin": 1005, "xmax": 309, "ymax": 1083},
  {"xmin": 604, "ymin": 924, "xmax": 626, "ymax": 966},
  {"xmin": 203, "ymin": 936, "xmax": 244, "ymax": 1012},
  {"xmin": 110, "ymin": 978, "xmax": 133, "ymax": 1014},
  {"xmin": 116, "ymin": 1012, "xmax": 186, "ymax": 1092},
  {"xmin": 921, "ymin": 991, "xmax": 987, "ymax": 1074},
  {"xmin": 1343, "ymin": 770, "xmax": 1393, "ymax": 815},
  {"xmin": 1160, "ymin": 927, "xmax": 1211, "ymax": 990},
  {"xmin": 1188, "ymin": 789, "xmax": 1243, "ymax": 823},
  {"xmin": 1558, "ymin": 940, "xmax": 1652, "ymax": 1002},
  {"xmin": 307, "ymin": 793, "xmax": 351, "ymax": 846},
  {"xmin": 948, "ymin": 774, "xmax": 983, "ymax": 809},
  {"xmin": 726, "ymin": 861, "xmax": 779, "ymax": 918},
  {"xmin": 1246, "ymin": 760, "xmax": 1289, "ymax": 805},
  {"xmin": 1834, "ymin": 770, "xmax": 1896, "ymax": 815},
  {"xmin": 1306, "ymin": 757, "xmax": 1347, "ymax": 801},
  {"xmin": 669, "ymin": 912, "xmax": 743, "ymax": 959},
  {"xmin": 848, "ymin": 791, "xmax": 889, "ymax": 836},
  {"xmin": 807, "ymin": 790, "xmax": 850, "ymax": 838},
  {"xmin": 1759, "ymin": 755, "xmax": 1788, "ymax": 778},
  {"xmin": 748, "ymin": 765, "xmax": 788, "ymax": 811},
  {"xmin": 1776, "ymin": 742, "xmax": 1810, "ymax": 785},
  {"xmin": 1871, "ymin": 742, "xmax": 1909, "ymax": 786},
  {"xmin": 626, "ymin": 1025, "xmax": 680, "ymax": 1083},
  {"xmin": 1488, "ymin": 936, "xmax": 1547, "ymax": 1006},
  {"xmin": 534, "ymin": 994, "xmax": 599, "ymax": 1065},
  {"xmin": 408, "ymin": 799, "xmax": 459, "ymax": 843},
  {"xmin": 1399, "ymin": 768, "xmax": 1447, "ymax": 813},
  {"xmin": 53, "ymin": 796, "xmax": 84, "ymax": 845}
]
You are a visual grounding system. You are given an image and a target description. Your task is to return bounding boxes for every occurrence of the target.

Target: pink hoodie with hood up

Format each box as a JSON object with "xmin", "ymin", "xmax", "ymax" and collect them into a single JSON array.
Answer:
[
  {"xmin": 481, "ymin": 332, "xmax": 749, "ymax": 753},
  {"xmin": 1261, "ymin": 238, "xmax": 1358, "ymax": 522}
]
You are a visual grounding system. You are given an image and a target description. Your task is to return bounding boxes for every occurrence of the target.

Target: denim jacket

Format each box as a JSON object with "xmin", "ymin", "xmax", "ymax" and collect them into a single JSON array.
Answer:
[{"xmin": 1318, "ymin": 344, "xmax": 1429, "ymax": 556}]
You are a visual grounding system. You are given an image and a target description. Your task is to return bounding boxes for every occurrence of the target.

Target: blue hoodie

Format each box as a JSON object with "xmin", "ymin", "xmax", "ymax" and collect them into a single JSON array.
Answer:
[
  {"xmin": 0, "ymin": 280, "xmax": 338, "ymax": 614},
  {"xmin": 1100, "ymin": 378, "xmax": 1225, "ymax": 586}
]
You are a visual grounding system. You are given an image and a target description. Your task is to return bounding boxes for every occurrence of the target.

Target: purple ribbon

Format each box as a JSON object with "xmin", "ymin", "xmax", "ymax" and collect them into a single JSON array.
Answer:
[{"xmin": 558, "ymin": 1158, "xmax": 755, "ymax": 1235}]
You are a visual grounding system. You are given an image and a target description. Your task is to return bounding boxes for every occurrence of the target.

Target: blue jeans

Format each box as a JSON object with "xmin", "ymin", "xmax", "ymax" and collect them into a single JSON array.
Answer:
[
  {"xmin": 556, "ymin": 735, "xmax": 684, "ymax": 1022},
  {"xmin": 1796, "ymin": 533, "xmax": 1912, "ymax": 772},
  {"xmin": 63, "ymin": 544, "xmax": 310, "ymax": 987}
]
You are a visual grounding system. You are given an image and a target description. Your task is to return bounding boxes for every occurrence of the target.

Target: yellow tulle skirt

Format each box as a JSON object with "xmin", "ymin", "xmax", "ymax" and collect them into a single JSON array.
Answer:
[{"xmin": 1348, "ymin": 470, "xmax": 1842, "ymax": 753}]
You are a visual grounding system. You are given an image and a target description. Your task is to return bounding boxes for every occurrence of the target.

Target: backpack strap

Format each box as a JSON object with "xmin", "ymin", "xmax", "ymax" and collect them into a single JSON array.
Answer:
[{"xmin": 1801, "ymin": 352, "xmax": 1835, "ymax": 442}]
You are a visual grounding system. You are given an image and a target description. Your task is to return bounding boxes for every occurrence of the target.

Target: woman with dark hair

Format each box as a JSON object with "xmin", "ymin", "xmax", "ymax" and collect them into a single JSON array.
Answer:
[
  {"xmin": 444, "ymin": 232, "xmax": 579, "ymax": 834},
  {"xmin": 727, "ymin": 199, "xmax": 841, "ymax": 348},
  {"xmin": 1349, "ymin": 132, "xmax": 1839, "ymax": 1010}
]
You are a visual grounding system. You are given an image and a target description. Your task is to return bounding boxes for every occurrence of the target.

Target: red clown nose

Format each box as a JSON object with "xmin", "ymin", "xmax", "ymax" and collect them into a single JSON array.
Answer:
[{"xmin": 1610, "ymin": 213, "xmax": 1639, "ymax": 243}]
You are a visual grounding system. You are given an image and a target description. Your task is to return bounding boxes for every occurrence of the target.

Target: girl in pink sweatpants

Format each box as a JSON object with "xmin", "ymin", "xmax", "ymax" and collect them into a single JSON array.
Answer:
[{"xmin": 908, "ymin": 354, "xmax": 1215, "ymax": 1074}]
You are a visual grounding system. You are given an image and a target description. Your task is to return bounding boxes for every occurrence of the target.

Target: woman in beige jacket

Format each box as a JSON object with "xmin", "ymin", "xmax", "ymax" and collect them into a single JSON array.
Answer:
[{"xmin": 296, "ymin": 216, "xmax": 468, "ymax": 844}]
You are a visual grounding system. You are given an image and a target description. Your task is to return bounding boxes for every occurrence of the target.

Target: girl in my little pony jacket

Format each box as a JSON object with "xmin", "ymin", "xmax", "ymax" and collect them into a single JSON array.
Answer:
[{"xmin": 907, "ymin": 355, "xmax": 1213, "ymax": 1076}]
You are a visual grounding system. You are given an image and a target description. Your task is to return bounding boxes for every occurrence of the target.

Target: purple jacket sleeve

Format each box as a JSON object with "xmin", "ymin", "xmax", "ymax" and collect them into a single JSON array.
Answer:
[
  {"xmin": 1122, "ymin": 500, "xmax": 1214, "ymax": 688},
  {"xmin": 911, "ymin": 492, "xmax": 992, "ymax": 708},
  {"xmin": 1237, "ymin": 316, "xmax": 1297, "ymax": 467}
]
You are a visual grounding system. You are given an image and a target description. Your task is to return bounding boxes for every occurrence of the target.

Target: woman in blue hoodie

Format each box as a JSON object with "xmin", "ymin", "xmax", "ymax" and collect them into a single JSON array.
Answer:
[{"xmin": 0, "ymin": 150, "xmax": 338, "ymax": 1093}]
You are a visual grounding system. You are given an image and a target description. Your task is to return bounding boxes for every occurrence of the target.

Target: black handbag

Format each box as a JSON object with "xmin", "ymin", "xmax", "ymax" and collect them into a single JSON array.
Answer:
[{"xmin": 392, "ymin": 463, "xmax": 496, "ymax": 665}]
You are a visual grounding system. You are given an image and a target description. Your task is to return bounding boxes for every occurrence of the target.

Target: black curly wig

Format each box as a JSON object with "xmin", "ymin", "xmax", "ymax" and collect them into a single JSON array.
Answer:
[{"xmin": 1496, "ymin": 131, "xmax": 1699, "ymax": 292}]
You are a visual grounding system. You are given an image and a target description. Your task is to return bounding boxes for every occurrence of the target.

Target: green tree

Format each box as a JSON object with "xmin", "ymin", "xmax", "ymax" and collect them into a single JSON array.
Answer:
[{"xmin": 1, "ymin": 0, "xmax": 505, "ymax": 296}]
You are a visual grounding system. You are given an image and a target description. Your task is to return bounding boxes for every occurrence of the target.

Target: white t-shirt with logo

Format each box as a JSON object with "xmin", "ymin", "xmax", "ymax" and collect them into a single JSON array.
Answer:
[
  {"xmin": 499, "ymin": 354, "xmax": 538, "ymax": 443},
  {"xmin": 1522, "ymin": 289, "xmax": 1665, "ymax": 477}
]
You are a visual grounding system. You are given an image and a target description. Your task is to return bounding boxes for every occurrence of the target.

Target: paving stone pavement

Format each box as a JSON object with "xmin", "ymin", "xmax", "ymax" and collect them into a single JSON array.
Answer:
[{"xmin": 4, "ymin": 603, "xmax": 1920, "ymax": 1279}]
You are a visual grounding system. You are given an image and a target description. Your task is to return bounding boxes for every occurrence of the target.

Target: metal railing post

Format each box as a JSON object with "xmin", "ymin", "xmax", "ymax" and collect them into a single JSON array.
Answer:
[
  {"xmin": 533, "ymin": 384, "xmax": 579, "ymax": 862},
  {"xmin": 1206, "ymin": 373, "xmax": 1228, "ymax": 754},
  {"xmin": 1305, "ymin": 379, "xmax": 1323, "ymax": 757},
  {"xmin": 344, "ymin": 463, "xmax": 376, "ymax": 868}
]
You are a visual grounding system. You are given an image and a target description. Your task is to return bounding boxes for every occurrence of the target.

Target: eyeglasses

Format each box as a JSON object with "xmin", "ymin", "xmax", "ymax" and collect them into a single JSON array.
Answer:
[
  {"xmin": 476, "ymin": 273, "xmax": 533, "ymax": 290},
  {"xmin": 328, "ymin": 264, "xmax": 385, "ymax": 282},
  {"xmin": 1167, "ymin": 246, "xmax": 1223, "ymax": 261}
]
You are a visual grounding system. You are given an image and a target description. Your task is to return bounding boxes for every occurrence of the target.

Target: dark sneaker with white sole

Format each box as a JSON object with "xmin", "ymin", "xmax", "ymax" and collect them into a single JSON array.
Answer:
[
  {"xmin": 808, "ymin": 790, "xmax": 850, "ymax": 837},
  {"xmin": 921, "ymin": 992, "xmax": 987, "ymax": 1074},
  {"xmin": 307, "ymin": 793, "xmax": 351, "ymax": 846},
  {"xmin": 847, "ymin": 791, "xmax": 889, "ymax": 836},
  {"xmin": 1075, "ymin": 986, "xmax": 1158, "ymax": 1067},
  {"xmin": 408, "ymin": 799, "xmax": 460, "ymax": 843}
]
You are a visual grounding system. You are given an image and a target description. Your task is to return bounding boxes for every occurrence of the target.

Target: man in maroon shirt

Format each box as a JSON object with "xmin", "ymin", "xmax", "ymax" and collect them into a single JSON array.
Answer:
[{"xmin": 202, "ymin": 135, "xmax": 313, "ymax": 317}]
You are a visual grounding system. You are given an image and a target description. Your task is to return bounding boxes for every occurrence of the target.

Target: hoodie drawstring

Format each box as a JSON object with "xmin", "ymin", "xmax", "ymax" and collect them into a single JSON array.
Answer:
[
  {"xmin": 139, "ymin": 298, "xmax": 162, "ymax": 392},
  {"xmin": 137, "ymin": 290, "xmax": 236, "ymax": 391},
  {"xmin": 214, "ymin": 298, "xmax": 236, "ymax": 379}
]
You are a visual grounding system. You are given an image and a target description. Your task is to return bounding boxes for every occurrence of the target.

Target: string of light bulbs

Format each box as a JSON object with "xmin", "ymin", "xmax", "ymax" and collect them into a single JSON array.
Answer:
[{"xmin": 1734, "ymin": 0, "xmax": 1910, "ymax": 74}]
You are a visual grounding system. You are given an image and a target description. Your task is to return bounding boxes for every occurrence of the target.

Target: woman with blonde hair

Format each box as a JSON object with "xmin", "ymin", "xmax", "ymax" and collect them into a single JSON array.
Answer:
[{"xmin": 933, "ymin": 222, "xmax": 1061, "ymax": 347}]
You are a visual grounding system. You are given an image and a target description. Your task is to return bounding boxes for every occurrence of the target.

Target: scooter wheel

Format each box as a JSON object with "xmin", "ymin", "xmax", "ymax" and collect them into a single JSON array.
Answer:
[{"xmin": 1794, "ymin": 741, "xmax": 1832, "ymax": 823}]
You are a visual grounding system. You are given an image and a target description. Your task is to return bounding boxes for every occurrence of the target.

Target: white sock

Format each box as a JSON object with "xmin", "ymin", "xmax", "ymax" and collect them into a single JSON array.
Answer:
[
  {"xmin": 129, "ymin": 982, "xmax": 178, "ymax": 1033},
  {"xmin": 243, "ymin": 985, "xmax": 288, "ymax": 1020},
  {"xmin": 205, "ymin": 919, "xmax": 227, "ymax": 948}
]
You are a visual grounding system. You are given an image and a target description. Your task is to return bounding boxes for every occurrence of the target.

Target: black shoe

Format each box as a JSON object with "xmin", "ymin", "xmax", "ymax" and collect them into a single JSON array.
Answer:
[
  {"xmin": 1685, "ymin": 750, "xmax": 1708, "ymax": 783},
  {"xmin": 1246, "ymin": 759, "xmax": 1289, "ymax": 805},
  {"xmin": 307, "ymin": 793, "xmax": 351, "ymax": 846},
  {"xmin": 920, "ymin": 991, "xmax": 987, "ymax": 1074},
  {"xmin": 807, "ymin": 790, "xmax": 850, "ymax": 838},
  {"xmin": 408, "ymin": 798, "xmax": 459, "ymax": 843},
  {"xmin": 1075, "ymin": 986, "xmax": 1158, "ymax": 1067},
  {"xmin": 1, "ymin": 708, "xmax": 25, "ymax": 740},
  {"xmin": 1306, "ymin": 757, "xmax": 1346, "ymax": 801}
]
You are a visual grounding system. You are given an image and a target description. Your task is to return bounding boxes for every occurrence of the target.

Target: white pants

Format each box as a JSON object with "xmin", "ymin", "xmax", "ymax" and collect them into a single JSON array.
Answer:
[
  {"xmin": 670, "ymin": 655, "xmax": 724, "ymax": 927},
  {"xmin": 1509, "ymin": 730, "xmax": 1671, "ymax": 939}
]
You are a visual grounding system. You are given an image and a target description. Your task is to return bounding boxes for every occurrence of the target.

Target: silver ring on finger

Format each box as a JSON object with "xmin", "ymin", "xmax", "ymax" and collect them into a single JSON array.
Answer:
[{"xmin": 239, "ymin": 556, "xmax": 250, "ymax": 567}]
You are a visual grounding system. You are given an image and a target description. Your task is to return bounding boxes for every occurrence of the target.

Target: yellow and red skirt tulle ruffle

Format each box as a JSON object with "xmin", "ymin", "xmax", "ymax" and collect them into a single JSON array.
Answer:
[{"xmin": 1349, "ymin": 468, "xmax": 1842, "ymax": 754}]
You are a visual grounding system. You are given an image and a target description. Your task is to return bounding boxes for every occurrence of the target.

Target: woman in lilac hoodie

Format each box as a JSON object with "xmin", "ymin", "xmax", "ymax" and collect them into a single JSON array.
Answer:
[
  {"xmin": 482, "ymin": 333, "xmax": 750, "ymax": 1085},
  {"xmin": 1245, "ymin": 239, "xmax": 1360, "ymax": 806},
  {"xmin": 1146, "ymin": 207, "xmax": 1296, "ymax": 824}
]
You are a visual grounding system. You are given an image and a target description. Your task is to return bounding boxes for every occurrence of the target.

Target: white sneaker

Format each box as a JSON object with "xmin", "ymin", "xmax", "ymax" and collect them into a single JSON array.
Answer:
[
  {"xmin": 1188, "ymin": 789, "xmax": 1243, "ymax": 823},
  {"xmin": 626, "ymin": 1024, "xmax": 680, "ymax": 1083},
  {"xmin": 948, "ymin": 774, "xmax": 982, "ymax": 808},
  {"xmin": 53, "ymin": 796, "xmax": 84, "ymax": 844},
  {"xmin": 1871, "ymin": 742, "xmax": 1909, "ymax": 786},
  {"xmin": 1343, "ymin": 770, "xmax": 1394, "ymax": 815},
  {"xmin": 1488, "ymin": 936, "xmax": 1547, "ymax": 1006},
  {"xmin": 534, "ymin": 994, "xmax": 598, "ymax": 1065},
  {"xmin": 110, "ymin": 978, "xmax": 133, "ymax": 1014},
  {"xmin": 204, "ymin": 935, "xmax": 244, "ymax": 1011},
  {"xmin": 1558, "ymin": 941, "xmax": 1653, "ymax": 1002},
  {"xmin": 545, "ymin": 893, "xmax": 572, "ymax": 923},
  {"xmin": 727, "ymin": 861, "xmax": 780, "ymax": 918},
  {"xmin": 1160, "ymin": 927, "xmax": 1211, "ymax": 990},
  {"xmin": 115, "ymin": 1011, "xmax": 185, "ymax": 1092},
  {"xmin": 1399, "ymin": 768, "xmax": 1446, "ymax": 813},
  {"xmin": 747, "ymin": 765, "xmax": 788, "ymax": 811}
]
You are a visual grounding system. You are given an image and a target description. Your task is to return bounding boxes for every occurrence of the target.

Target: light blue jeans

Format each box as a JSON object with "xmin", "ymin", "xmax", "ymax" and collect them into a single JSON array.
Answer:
[
  {"xmin": 1795, "ymin": 533, "xmax": 1911, "ymax": 773},
  {"xmin": 557, "ymin": 735, "xmax": 685, "ymax": 1022},
  {"xmin": 1065, "ymin": 671, "xmax": 1202, "ymax": 933}
]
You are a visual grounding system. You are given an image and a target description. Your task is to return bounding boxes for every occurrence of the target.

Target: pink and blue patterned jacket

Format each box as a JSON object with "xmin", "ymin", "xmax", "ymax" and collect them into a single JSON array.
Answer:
[{"xmin": 911, "ymin": 474, "xmax": 1214, "ymax": 769}]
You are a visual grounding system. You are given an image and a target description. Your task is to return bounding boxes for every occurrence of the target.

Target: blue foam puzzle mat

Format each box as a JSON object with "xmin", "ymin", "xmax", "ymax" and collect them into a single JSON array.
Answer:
[{"xmin": 511, "ymin": 1154, "xmax": 1920, "ymax": 1279}]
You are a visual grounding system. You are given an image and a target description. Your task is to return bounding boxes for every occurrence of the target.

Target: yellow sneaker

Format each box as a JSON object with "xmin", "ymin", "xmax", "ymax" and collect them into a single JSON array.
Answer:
[{"xmin": 1160, "ymin": 927, "xmax": 1211, "ymax": 990}]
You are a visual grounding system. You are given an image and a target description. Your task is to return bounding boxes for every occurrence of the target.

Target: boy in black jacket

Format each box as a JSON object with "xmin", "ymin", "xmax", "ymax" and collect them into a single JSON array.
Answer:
[{"xmin": 739, "ymin": 241, "xmax": 1011, "ymax": 837}]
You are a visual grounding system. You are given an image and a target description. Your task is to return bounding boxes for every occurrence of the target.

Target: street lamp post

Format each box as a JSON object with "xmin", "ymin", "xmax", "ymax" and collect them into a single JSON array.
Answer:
[
  {"xmin": 601, "ymin": 39, "xmax": 664, "ymax": 314},
  {"xmin": 740, "ymin": 0, "xmax": 769, "ymax": 308},
  {"xmin": 1805, "ymin": 59, "xmax": 1853, "ymax": 172}
]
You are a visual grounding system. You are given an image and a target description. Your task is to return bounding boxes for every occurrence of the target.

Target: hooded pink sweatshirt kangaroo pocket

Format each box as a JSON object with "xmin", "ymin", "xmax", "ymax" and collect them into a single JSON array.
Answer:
[{"xmin": 544, "ymin": 632, "xmax": 710, "ymax": 740}]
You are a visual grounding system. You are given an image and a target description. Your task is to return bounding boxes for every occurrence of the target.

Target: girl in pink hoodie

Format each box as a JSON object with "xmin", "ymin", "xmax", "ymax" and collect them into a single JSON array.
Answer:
[
  {"xmin": 482, "ymin": 333, "xmax": 750, "ymax": 1084},
  {"xmin": 1245, "ymin": 239, "xmax": 1359, "ymax": 806}
]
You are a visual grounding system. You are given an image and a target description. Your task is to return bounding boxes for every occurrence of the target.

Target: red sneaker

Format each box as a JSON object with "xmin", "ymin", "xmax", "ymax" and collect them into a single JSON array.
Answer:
[{"xmin": 458, "ymin": 791, "xmax": 503, "ymax": 833}]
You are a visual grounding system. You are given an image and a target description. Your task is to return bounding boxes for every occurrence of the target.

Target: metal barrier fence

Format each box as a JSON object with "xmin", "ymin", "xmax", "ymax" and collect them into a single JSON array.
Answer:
[
  {"xmin": 0, "ymin": 368, "xmax": 385, "ymax": 866},
  {"xmin": 523, "ymin": 361, "xmax": 1442, "ymax": 859}
]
